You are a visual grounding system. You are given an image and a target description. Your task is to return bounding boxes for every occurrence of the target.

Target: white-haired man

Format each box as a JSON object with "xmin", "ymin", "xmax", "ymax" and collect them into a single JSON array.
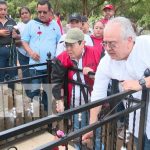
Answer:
[{"xmin": 82, "ymin": 17, "xmax": 150, "ymax": 150}]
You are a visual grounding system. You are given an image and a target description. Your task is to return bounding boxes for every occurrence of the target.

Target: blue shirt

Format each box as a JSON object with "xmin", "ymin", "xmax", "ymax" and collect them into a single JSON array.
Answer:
[{"xmin": 22, "ymin": 19, "xmax": 61, "ymax": 70}]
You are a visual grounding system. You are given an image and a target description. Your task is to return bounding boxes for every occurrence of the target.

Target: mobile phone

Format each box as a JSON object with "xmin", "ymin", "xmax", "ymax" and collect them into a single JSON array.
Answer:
[{"xmin": 6, "ymin": 25, "xmax": 13, "ymax": 32}]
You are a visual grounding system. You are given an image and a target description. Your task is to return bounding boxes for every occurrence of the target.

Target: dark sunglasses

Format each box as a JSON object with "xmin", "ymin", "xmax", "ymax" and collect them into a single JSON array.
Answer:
[{"xmin": 37, "ymin": 11, "xmax": 48, "ymax": 14}]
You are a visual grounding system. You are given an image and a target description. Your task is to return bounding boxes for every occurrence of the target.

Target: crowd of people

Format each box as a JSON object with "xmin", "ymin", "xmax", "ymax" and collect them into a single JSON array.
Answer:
[{"xmin": 0, "ymin": 0, "xmax": 150, "ymax": 149}]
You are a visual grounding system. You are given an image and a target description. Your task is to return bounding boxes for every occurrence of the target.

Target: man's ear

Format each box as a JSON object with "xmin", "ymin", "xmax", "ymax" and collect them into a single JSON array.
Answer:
[
  {"xmin": 127, "ymin": 36, "xmax": 134, "ymax": 51},
  {"xmin": 128, "ymin": 36, "xmax": 133, "ymax": 42}
]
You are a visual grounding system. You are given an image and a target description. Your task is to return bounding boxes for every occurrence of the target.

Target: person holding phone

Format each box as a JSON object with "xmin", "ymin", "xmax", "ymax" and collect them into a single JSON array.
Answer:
[{"xmin": 0, "ymin": 1, "xmax": 20, "ymax": 83}]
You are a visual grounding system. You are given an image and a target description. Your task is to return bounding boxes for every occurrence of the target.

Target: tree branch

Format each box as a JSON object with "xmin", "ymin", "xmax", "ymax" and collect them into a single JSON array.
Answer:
[{"xmin": 88, "ymin": 0, "xmax": 105, "ymax": 16}]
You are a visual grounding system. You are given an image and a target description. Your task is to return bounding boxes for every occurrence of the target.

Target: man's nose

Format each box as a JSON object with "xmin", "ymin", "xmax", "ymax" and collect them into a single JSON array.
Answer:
[
  {"xmin": 105, "ymin": 43, "xmax": 111, "ymax": 50},
  {"xmin": 2, "ymin": 10, "xmax": 6, "ymax": 13},
  {"xmin": 66, "ymin": 46, "xmax": 72, "ymax": 51}
]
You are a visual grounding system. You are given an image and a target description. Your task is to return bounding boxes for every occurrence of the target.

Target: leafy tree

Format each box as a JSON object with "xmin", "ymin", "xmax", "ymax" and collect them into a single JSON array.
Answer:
[{"xmin": 5, "ymin": 0, "xmax": 150, "ymax": 31}]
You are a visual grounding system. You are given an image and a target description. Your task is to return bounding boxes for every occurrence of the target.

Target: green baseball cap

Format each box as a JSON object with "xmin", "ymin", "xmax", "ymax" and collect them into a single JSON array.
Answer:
[{"xmin": 65, "ymin": 28, "xmax": 84, "ymax": 43}]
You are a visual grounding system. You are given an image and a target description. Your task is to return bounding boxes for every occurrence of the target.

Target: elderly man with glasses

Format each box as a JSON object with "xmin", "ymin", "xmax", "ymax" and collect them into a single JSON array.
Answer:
[
  {"xmin": 52, "ymin": 28, "xmax": 104, "ymax": 149},
  {"xmin": 82, "ymin": 17, "xmax": 150, "ymax": 150},
  {"xmin": 21, "ymin": 0, "xmax": 61, "ymax": 111}
]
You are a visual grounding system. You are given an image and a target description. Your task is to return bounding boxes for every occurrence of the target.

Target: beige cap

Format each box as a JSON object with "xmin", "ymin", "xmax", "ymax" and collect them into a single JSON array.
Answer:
[{"xmin": 65, "ymin": 28, "xmax": 84, "ymax": 43}]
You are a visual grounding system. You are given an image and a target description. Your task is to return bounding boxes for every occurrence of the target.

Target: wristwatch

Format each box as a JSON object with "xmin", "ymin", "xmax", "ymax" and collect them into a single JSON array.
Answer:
[{"xmin": 139, "ymin": 78, "xmax": 146, "ymax": 89}]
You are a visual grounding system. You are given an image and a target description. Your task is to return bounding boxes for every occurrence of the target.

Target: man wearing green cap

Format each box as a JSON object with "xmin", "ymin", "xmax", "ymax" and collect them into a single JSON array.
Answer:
[{"xmin": 52, "ymin": 28, "xmax": 103, "ymax": 149}]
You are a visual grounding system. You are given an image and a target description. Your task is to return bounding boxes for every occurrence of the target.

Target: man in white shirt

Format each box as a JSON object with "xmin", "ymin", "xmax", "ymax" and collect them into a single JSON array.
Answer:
[
  {"xmin": 82, "ymin": 17, "xmax": 150, "ymax": 150},
  {"xmin": 56, "ymin": 13, "xmax": 93, "ymax": 56}
]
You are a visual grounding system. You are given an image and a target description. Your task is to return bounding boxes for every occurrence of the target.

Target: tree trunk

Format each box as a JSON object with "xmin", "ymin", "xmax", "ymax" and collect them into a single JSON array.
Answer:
[{"xmin": 82, "ymin": 0, "xmax": 88, "ymax": 16}]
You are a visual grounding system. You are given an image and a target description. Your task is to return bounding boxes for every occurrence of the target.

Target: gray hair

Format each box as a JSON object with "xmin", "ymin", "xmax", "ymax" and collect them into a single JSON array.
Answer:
[{"xmin": 105, "ymin": 17, "xmax": 136, "ymax": 41}]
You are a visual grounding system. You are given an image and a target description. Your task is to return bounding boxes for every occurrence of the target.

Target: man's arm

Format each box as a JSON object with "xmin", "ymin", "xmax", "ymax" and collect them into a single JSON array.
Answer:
[
  {"xmin": 82, "ymin": 60, "xmax": 111, "ymax": 141},
  {"xmin": 51, "ymin": 58, "xmax": 67, "ymax": 112},
  {"xmin": 22, "ymin": 41, "xmax": 40, "ymax": 61},
  {"xmin": 51, "ymin": 58, "xmax": 67, "ymax": 99},
  {"xmin": 121, "ymin": 76, "xmax": 150, "ymax": 91},
  {"xmin": 0, "ymin": 29, "xmax": 10, "ymax": 37},
  {"xmin": 82, "ymin": 106, "xmax": 101, "ymax": 141}
]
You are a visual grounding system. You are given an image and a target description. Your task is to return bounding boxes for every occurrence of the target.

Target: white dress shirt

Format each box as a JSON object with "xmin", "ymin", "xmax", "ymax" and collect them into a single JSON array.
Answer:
[{"xmin": 91, "ymin": 35, "xmax": 150, "ymax": 138}]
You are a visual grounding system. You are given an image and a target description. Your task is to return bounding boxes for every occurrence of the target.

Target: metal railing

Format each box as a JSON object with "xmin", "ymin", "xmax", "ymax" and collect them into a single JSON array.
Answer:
[
  {"xmin": 0, "ymin": 54, "xmax": 52, "ymax": 135},
  {"xmin": 0, "ymin": 89, "xmax": 149, "ymax": 149},
  {"xmin": 0, "ymin": 59, "xmax": 149, "ymax": 150}
]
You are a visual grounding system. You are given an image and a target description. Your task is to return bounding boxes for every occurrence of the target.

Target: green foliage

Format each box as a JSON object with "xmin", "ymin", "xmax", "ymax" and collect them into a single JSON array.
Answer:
[
  {"xmin": 89, "ymin": 15, "xmax": 101, "ymax": 28},
  {"xmin": 5, "ymin": 0, "xmax": 150, "ymax": 30},
  {"xmin": 27, "ymin": 1, "xmax": 37, "ymax": 18}
]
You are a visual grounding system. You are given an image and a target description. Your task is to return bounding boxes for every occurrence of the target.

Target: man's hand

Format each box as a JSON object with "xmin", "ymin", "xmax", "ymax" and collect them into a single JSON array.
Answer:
[
  {"xmin": 83, "ymin": 67, "xmax": 93, "ymax": 75},
  {"xmin": 82, "ymin": 106, "xmax": 101, "ymax": 143},
  {"xmin": 12, "ymin": 30, "xmax": 20, "ymax": 39},
  {"xmin": 56, "ymin": 99, "xmax": 64, "ymax": 112},
  {"xmin": 82, "ymin": 131, "xmax": 93, "ymax": 144},
  {"xmin": 0, "ymin": 29, "xmax": 10, "ymax": 37},
  {"xmin": 121, "ymin": 80, "xmax": 142, "ymax": 91},
  {"xmin": 29, "ymin": 51, "xmax": 40, "ymax": 61},
  {"xmin": 22, "ymin": 41, "xmax": 40, "ymax": 61}
]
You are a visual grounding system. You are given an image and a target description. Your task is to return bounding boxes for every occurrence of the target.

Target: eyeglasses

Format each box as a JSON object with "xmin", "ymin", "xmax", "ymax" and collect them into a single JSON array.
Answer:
[
  {"xmin": 37, "ymin": 11, "xmax": 48, "ymax": 14},
  {"xmin": 102, "ymin": 41, "xmax": 117, "ymax": 49}
]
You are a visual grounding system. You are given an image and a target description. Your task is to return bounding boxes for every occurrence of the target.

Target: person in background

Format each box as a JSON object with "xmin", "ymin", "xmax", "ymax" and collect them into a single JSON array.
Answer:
[
  {"xmin": 0, "ymin": 1, "xmax": 20, "ymax": 84},
  {"xmin": 54, "ymin": 12, "xmax": 63, "ymax": 35},
  {"xmin": 100, "ymin": 4, "xmax": 115, "ymax": 25},
  {"xmin": 16, "ymin": 6, "xmax": 31, "ymax": 96},
  {"xmin": 90, "ymin": 21, "xmax": 104, "ymax": 51},
  {"xmin": 21, "ymin": 0, "xmax": 61, "ymax": 110},
  {"xmin": 81, "ymin": 16, "xmax": 92, "ymax": 35},
  {"xmin": 56, "ymin": 13, "xmax": 93, "ymax": 56}
]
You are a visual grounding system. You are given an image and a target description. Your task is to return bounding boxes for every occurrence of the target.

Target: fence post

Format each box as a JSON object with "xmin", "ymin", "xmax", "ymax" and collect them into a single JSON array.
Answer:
[
  {"xmin": 47, "ymin": 52, "xmax": 51, "ymax": 84},
  {"xmin": 107, "ymin": 79, "xmax": 119, "ymax": 150},
  {"xmin": 46, "ymin": 52, "xmax": 53, "ymax": 133},
  {"xmin": 63, "ymin": 69, "xmax": 69, "ymax": 133},
  {"xmin": 138, "ymin": 89, "xmax": 149, "ymax": 150},
  {"xmin": 46, "ymin": 52, "xmax": 52, "ymax": 116},
  {"xmin": 64, "ymin": 69, "xmax": 69, "ymax": 110}
]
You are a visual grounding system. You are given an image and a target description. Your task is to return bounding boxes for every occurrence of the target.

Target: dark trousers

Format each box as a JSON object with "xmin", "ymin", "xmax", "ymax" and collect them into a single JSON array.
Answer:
[
  {"xmin": 0, "ymin": 46, "xmax": 17, "ymax": 89},
  {"xmin": 29, "ymin": 69, "xmax": 48, "ymax": 111},
  {"xmin": 18, "ymin": 51, "xmax": 29, "ymax": 76}
]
